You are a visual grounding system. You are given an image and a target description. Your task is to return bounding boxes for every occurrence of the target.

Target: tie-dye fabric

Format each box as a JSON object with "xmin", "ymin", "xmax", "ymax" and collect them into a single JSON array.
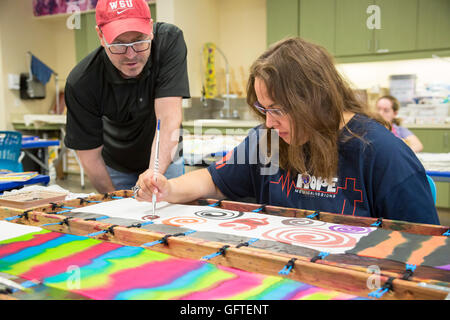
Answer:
[{"xmin": 0, "ymin": 226, "xmax": 363, "ymax": 300}]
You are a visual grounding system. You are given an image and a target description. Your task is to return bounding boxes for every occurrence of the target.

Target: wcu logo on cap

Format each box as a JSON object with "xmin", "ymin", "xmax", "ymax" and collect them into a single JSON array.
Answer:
[{"xmin": 109, "ymin": 0, "xmax": 135, "ymax": 14}]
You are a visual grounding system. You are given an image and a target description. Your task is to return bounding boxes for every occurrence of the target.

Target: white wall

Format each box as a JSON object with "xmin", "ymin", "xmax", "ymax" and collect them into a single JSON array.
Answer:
[
  {"xmin": 157, "ymin": 0, "xmax": 266, "ymax": 97},
  {"xmin": 0, "ymin": 19, "xmax": 5, "ymax": 130},
  {"xmin": 337, "ymin": 57, "xmax": 450, "ymax": 93},
  {"xmin": 217, "ymin": 0, "xmax": 266, "ymax": 96},
  {"xmin": 0, "ymin": 0, "xmax": 76, "ymax": 129}
]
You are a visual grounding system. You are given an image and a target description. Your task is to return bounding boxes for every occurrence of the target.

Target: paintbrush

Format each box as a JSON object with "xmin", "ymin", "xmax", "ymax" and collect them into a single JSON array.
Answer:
[
  {"xmin": 152, "ymin": 119, "xmax": 161, "ymax": 217},
  {"xmin": 0, "ymin": 276, "xmax": 27, "ymax": 293}
]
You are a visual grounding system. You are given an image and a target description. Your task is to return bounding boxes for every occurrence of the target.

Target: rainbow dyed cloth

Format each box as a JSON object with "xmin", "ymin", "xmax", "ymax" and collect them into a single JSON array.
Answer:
[{"xmin": 0, "ymin": 227, "xmax": 363, "ymax": 300}]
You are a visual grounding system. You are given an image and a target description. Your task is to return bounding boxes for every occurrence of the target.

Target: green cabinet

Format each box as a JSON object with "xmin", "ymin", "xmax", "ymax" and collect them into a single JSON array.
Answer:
[
  {"xmin": 299, "ymin": 0, "xmax": 336, "ymax": 55},
  {"xmin": 409, "ymin": 127, "xmax": 450, "ymax": 209},
  {"xmin": 75, "ymin": 12, "xmax": 99, "ymax": 63},
  {"xmin": 266, "ymin": 0, "xmax": 299, "ymax": 46},
  {"xmin": 335, "ymin": 0, "xmax": 373, "ymax": 56},
  {"xmin": 417, "ymin": 0, "xmax": 450, "ymax": 50},
  {"xmin": 267, "ymin": 0, "xmax": 450, "ymax": 62},
  {"xmin": 408, "ymin": 128, "xmax": 450, "ymax": 153},
  {"xmin": 374, "ymin": 0, "xmax": 418, "ymax": 54},
  {"xmin": 336, "ymin": 0, "xmax": 418, "ymax": 56},
  {"xmin": 435, "ymin": 182, "xmax": 450, "ymax": 209}
]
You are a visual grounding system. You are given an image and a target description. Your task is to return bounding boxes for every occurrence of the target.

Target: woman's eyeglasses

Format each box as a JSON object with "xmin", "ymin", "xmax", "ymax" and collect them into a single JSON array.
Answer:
[{"xmin": 253, "ymin": 101, "xmax": 286, "ymax": 117}]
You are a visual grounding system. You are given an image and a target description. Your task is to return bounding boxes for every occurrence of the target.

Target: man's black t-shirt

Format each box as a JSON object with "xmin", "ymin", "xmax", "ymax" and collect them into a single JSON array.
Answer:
[{"xmin": 64, "ymin": 22, "xmax": 190, "ymax": 174}]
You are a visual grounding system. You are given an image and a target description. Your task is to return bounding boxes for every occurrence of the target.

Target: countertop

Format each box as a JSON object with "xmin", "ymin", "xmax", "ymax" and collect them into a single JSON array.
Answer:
[
  {"xmin": 182, "ymin": 119, "xmax": 261, "ymax": 128},
  {"xmin": 405, "ymin": 123, "xmax": 450, "ymax": 129}
]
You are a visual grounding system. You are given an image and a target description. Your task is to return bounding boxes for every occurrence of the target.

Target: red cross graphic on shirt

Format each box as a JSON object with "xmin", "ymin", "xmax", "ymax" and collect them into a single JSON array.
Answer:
[{"xmin": 336, "ymin": 177, "xmax": 363, "ymax": 216}]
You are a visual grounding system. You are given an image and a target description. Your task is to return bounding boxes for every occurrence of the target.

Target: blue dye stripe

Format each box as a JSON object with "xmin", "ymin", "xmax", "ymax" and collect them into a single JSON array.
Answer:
[
  {"xmin": 0, "ymin": 234, "xmax": 86, "ymax": 264},
  {"xmin": 255, "ymin": 280, "xmax": 312, "ymax": 300},
  {"xmin": 44, "ymin": 246, "xmax": 145, "ymax": 284},
  {"xmin": 115, "ymin": 263, "xmax": 215, "ymax": 300}
]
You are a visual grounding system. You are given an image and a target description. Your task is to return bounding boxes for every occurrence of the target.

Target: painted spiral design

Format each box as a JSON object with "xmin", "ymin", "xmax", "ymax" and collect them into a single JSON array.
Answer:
[
  {"xmin": 194, "ymin": 210, "xmax": 244, "ymax": 220},
  {"xmin": 328, "ymin": 225, "xmax": 373, "ymax": 234},
  {"xmin": 162, "ymin": 216, "xmax": 207, "ymax": 227},
  {"xmin": 262, "ymin": 227, "xmax": 357, "ymax": 248},
  {"xmin": 281, "ymin": 218, "xmax": 326, "ymax": 227}
]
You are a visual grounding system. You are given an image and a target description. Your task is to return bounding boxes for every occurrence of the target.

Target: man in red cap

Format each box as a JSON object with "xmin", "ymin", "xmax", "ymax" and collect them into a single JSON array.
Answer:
[{"xmin": 64, "ymin": 0, "xmax": 190, "ymax": 193}]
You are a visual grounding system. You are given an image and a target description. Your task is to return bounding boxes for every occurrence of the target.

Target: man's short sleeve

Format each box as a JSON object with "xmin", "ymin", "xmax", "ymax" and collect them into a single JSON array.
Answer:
[
  {"xmin": 64, "ymin": 82, "xmax": 104, "ymax": 150},
  {"xmin": 154, "ymin": 25, "xmax": 190, "ymax": 99}
]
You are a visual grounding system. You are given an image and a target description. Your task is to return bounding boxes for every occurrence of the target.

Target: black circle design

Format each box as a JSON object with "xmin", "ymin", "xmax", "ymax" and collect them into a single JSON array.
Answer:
[{"xmin": 194, "ymin": 210, "xmax": 244, "ymax": 220}]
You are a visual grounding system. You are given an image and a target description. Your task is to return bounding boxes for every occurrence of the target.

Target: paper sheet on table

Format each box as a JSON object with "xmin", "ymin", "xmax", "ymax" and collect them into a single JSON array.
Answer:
[
  {"xmin": 417, "ymin": 152, "xmax": 450, "ymax": 171},
  {"xmin": 0, "ymin": 221, "xmax": 42, "ymax": 242},
  {"xmin": 71, "ymin": 198, "xmax": 376, "ymax": 254}
]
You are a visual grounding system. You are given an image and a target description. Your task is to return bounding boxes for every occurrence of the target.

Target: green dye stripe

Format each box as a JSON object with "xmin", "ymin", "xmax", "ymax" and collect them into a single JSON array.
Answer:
[{"xmin": 0, "ymin": 230, "xmax": 50, "ymax": 245}]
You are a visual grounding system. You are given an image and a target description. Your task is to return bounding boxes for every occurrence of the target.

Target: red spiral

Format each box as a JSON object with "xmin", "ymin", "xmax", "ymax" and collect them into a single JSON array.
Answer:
[
  {"xmin": 262, "ymin": 227, "xmax": 357, "ymax": 248},
  {"xmin": 162, "ymin": 216, "xmax": 207, "ymax": 227}
]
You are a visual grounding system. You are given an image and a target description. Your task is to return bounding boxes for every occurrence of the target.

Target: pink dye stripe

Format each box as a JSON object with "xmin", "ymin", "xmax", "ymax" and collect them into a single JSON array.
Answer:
[
  {"xmin": 180, "ymin": 266, "xmax": 263, "ymax": 300},
  {"xmin": 78, "ymin": 258, "xmax": 204, "ymax": 300},
  {"xmin": 290, "ymin": 286, "xmax": 322, "ymax": 299},
  {"xmin": 0, "ymin": 232, "xmax": 61, "ymax": 258},
  {"xmin": 21, "ymin": 242, "xmax": 122, "ymax": 280}
]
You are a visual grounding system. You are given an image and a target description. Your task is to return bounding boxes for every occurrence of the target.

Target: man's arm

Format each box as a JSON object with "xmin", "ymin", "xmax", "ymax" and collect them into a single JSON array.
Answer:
[
  {"xmin": 76, "ymin": 146, "xmax": 115, "ymax": 193},
  {"xmin": 150, "ymin": 96, "xmax": 183, "ymax": 174}
]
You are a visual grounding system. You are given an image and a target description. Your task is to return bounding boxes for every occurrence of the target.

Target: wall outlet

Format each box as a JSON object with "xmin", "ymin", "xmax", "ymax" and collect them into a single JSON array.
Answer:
[
  {"xmin": 182, "ymin": 98, "xmax": 192, "ymax": 108},
  {"xmin": 14, "ymin": 97, "xmax": 22, "ymax": 107}
]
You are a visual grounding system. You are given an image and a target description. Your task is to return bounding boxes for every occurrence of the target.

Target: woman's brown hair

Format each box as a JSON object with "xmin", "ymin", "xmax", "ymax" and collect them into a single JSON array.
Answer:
[{"xmin": 246, "ymin": 37, "xmax": 383, "ymax": 181}]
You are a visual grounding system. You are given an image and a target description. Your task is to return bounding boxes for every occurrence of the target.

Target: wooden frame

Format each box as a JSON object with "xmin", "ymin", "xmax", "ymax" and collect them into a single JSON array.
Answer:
[{"xmin": 0, "ymin": 190, "xmax": 449, "ymax": 300}]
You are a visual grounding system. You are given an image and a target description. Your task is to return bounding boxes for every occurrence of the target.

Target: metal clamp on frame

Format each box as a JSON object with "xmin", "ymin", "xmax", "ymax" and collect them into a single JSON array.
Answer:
[
  {"xmin": 371, "ymin": 217, "xmax": 383, "ymax": 227},
  {"xmin": 368, "ymin": 276, "xmax": 395, "ymax": 299},
  {"xmin": 142, "ymin": 230, "xmax": 197, "ymax": 247},
  {"xmin": 278, "ymin": 258, "xmax": 297, "ymax": 276},
  {"xmin": 306, "ymin": 211, "xmax": 320, "ymax": 220},
  {"xmin": 201, "ymin": 245, "xmax": 231, "ymax": 261}
]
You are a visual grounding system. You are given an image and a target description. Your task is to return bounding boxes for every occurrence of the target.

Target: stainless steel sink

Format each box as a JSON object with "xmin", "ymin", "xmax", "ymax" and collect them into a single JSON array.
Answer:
[{"xmin": 183, "ymin": 97, "xmax": 258, "ymax": 122}]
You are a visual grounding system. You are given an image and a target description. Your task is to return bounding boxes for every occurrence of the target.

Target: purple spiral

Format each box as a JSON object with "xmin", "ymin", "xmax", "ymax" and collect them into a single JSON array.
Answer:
[{"xmin": 328, "ymin": 224, "xmax": 373, "ymax": 234}]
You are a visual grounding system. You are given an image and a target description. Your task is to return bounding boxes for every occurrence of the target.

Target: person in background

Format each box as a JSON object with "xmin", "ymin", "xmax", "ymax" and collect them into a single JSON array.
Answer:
[
  {"xmin": 135, "ymin": 37, "xmax": 439, "ymax": 225},
  {"xmin": 64, "ymin": 0, "xmax": 189, "ymax": 193},
  {"xmin": 376, "ymin": 95, "xmax": 423, "ymax": 153}
]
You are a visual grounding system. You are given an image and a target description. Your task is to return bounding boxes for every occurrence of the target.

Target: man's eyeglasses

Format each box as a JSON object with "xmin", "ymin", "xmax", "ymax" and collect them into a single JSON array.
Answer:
[
  {"xmin": 103, "ymin": 37, "xmax": 152, "ymax": 55},
  {"xmin": 253, "ymin": 101, "xmax": 286, "ymax": 117}
]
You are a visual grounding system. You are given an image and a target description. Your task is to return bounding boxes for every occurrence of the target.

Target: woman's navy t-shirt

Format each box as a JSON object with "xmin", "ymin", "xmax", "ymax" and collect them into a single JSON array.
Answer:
[{"xmin": 208, "ymin": 114, "xmax": 440, "ymax": 225}]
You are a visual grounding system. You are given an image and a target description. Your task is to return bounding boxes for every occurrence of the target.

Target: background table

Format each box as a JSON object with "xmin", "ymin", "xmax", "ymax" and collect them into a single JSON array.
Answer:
[
  {"xmin": 0, "ymin": 174, "xmax": 50, "ymax": 194},
  {"xmin": 14, "ymin": 115, "xmax": 85, "ymax": 189},
  {"xmin": 426, "ymin": 170, "xmax": 450, "ymax": 183},
  {"xmin": 21, "ymin": 136, "xmax": 59, "ymax": 175}
]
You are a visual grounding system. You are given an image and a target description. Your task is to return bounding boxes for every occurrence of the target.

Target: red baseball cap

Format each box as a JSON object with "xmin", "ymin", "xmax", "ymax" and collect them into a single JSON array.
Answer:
[{"xmin": 96, "ymin": 0, "xmax": 152, "ymax": 44}]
